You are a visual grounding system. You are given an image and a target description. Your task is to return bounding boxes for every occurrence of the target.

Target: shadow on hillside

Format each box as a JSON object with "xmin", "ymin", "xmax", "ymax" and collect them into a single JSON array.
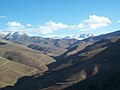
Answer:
[
  {"xmin": 0, "ymin": 60, "xmax": 97, "ymax": 90},
  {"xmin": 63, "ymin": 73, "xmax": 120, "ymax": 90},
  {"xmin": 1, "ymin": 39, "xmax": 120, "ymax": 90},
  {"xmin": 0, "ymin": 75, "xmax": 35, "ymax": 90},
  {"xmin": 63, "ymin": 39, "xmax": 120, "ymax": 90},
  {"xmin": 0, "ymin": 42, "xmax": 6, "ymax": 45},
  {"xmin": 48, "ymin": 38, "xmax": 112, "ymax": 71}
]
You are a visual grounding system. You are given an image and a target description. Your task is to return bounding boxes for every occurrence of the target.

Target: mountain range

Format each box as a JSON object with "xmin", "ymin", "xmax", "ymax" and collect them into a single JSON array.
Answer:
[
  {"xmin": 0, "ymin": 30, "xmax": 120, "ymax": 90},
  {"xmin": 64, "ymin": 33, "xmax": 95, "ymax": 40},
  {"xmin": 0, "ymin": 32, "xmax": 95, "ymax": 57},
  {"xmin": 0, "ymin": 31, "xmax": 6, "ymax": 38},
  {"xmin": 2, "ymin": 31, "xmax": 80, "ymax": 57},
  {"xmin": 1, "ymin": 31, "xmax": 95, "ymax": 40}
]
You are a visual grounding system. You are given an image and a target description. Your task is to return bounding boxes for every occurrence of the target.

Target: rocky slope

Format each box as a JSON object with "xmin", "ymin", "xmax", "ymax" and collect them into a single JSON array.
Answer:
[{"xmin": 0, "ymin": 39, "xmax": 55, "ymax": 88}]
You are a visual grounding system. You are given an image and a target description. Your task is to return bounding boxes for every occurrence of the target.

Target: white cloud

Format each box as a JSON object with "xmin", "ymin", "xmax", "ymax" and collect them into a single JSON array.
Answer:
[
  {"xmin": 4, "ymin": 15, "xmax": 111, "ymax": 35},
  {"xmin": 117, "ymin": 20, "xmax": 120, "ymax": 23},
  {"xmin": 36, "ymin": 15, "xmax": 111, "ymax": 34},
  {"xmin": 26, "ymin": 24, "xmax": 32, "ymax": 27},
  {"xmin": 37, "ymin": 21, "xmax": 69, "ymax": 34},
  {"xmin": 0, "ymin": 16, "xmax": 5, "ymax": 19},
  {"xmin": 7, "ymin": 21, "xmax": 24, "ymax": 28},
  {"xmin": 72, "ymin": 15, "xmax": 111, "ymax": 30},
  {"xmin": 7, "ymin": 21, "xmax": 24, "ymax": 31}
]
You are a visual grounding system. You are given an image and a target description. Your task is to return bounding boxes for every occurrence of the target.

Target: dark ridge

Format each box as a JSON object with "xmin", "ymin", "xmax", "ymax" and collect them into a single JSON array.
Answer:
[{"xmin": 48, "ymin": 38, "xmax": 113, "ymax": 70}]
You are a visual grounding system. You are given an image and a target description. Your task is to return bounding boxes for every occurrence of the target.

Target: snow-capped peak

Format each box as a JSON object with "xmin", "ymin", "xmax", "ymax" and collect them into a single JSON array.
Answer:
[
  {"xmin": 64, "ymin": 33, "xmax": 95, "ymax": 40},
  {"xmin": 12, "ymin": 32, "xmax": 26, "ymax": 37},
  {"xmin": 64, "ymin": 36, "xmax": 71, "ymax": 39},
  {"xmin": 73, "ymin": 33, "xmax": 94, "ymax": 38},
  {"xmin": 4, "ymin": 31, "xmax": 27, "ymax": 39},
  {"xmin": 0, "ymin": 31, "xmax": 6, "ymax": 35},
  {"xmin": 0, "ymin": 31, "xmax": 6, "ymax": 38}
]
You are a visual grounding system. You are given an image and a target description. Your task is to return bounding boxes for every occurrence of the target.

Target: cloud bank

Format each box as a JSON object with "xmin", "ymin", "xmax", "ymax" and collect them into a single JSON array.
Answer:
[
  {"xmin": 37, "ymin": 21, "xmax": 69, "ymax": 34},
  {"xmin": 7, "ymin": 21, "xmax": 24, "ymax": 31},
  {"xmin": 74, "ymin": 15, "xmax": 111, "ymax": 30},
  {"xmin": 5, "ymin": 15, "xmax": 111, "ymax": 34}
]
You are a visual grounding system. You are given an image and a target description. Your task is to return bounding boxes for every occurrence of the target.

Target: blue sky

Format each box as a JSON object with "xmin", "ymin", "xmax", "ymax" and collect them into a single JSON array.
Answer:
[{"xmin": 0, "ymin": 0, "xmax": 120, "ymax": 37}]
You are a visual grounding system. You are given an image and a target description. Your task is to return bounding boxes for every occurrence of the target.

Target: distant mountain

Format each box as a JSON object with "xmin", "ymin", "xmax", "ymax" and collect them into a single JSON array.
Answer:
[
  {"xmin": 47, "ymin": 36, "xmax": 63, "ymax": 39},
  {"xmin": 4, "ymin": 31, "xmax": 28, "ymax": 40},
  {"xmin": 3, "ymin": 31, "xmax": 120, "ymax": 57},
  {"xmin": 72, "ymin": 33, "xmax": 94, "ymax": 40},
  {"xmin": 4, "ymin": 32, "xmax": 80, "ymax": 57},
  {"xmin": 42, "ymin": 33, "xmax": 95, "ymax": 40},
  {"xmin": 1, "ymin": 30, "xmax": 120, "ymax": 90},
  {"xmin": 50, "ymin": 30, "xmax": 120, "ymax": 70},
  {"xmin": 64, "ymin": 33, "xmax": 95, "ymax": 40},
  {"xmin": 64, "ymin": 36, "xmax": 71, "ymax": 39},
  {"xmin": 0, "ymin": 31, "xmax": 5, "ymax": 38},
  {"xmin": 83, "ymin": 30, "xmax": 120, "ymax": 42},
  {"xmin": 4, "ymin": 32, "xmax": 95, "ymax": 41},
  {"xmin": 12, "ymin": 32, "xmax": 27, "ymax": 38}
]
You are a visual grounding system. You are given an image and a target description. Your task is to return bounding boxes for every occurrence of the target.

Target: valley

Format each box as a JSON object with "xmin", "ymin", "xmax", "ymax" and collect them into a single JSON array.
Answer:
[{"xmin": 0, "ymin": 30, "xmax": 120, "ymax": 90}]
